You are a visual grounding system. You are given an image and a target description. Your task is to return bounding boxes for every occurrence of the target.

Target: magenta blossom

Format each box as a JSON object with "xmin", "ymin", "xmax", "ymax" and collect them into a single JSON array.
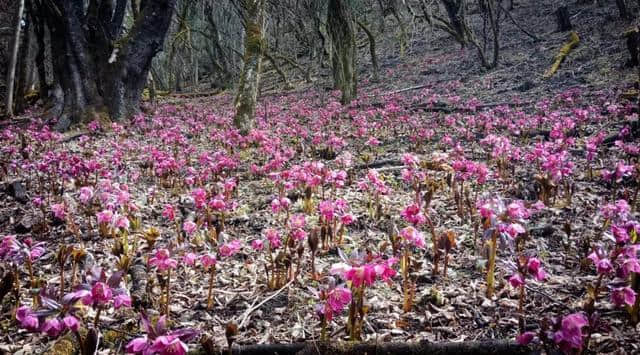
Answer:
[
  {"xmin": 610, "ymin": 286, "xmax": 637, "ymax": 307},
  {"xmin": 182, "ymin": 252, "xmax": 196, "ymax": 266},
  {"xmin": 251, "ymin": 239, "xmax": 264, "ymax": 251},
  {"xmin": 201, "ymin": 253, "xmax": 217, "ymax": 269},
  {"xmin": 553, "ymin": 313, "xmax": 588, "ymax": 353},
  {"xmin": 400, "ymin": 226, "xmax": 426, "ymax": 248},
  {"xmin": 162, "ymin": 204, "xmax": 176, "ymax": 221},
  {"xmin": 51, "ymin": 203, "xmax": 67, "ymax": 220},
  {"xmin": 219, "ymin": 240, "xmax": 242, "ymax": 257},
  {"xmin": 149, "ymin": 249, "xmax": 178, "ymax": 272},
  {"xmin": 16, "ymin": 306, "xmax": 39, "ymax": 331},
  {"xmin": 182, "ymin": 221, "xmax": 197, "ymax": 236}
]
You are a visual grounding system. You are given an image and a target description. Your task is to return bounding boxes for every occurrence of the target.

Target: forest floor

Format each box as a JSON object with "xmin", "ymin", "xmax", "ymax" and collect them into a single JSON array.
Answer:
[{"xmin": 2, "ymin": 1, "xmax": 640, "ymax": 354}]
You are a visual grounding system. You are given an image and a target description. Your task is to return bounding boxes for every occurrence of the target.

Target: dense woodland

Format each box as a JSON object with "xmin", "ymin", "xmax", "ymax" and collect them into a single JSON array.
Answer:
[{"xmin": 1, "ymin": 0, "xmax": 640, "ymax": 354}]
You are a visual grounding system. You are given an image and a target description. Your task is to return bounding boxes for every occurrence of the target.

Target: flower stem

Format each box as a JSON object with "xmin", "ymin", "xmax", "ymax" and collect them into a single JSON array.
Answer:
[
  {"xmin": 486, "ymin": 231, "xmax": 498, "ymax": 298},
  {"xmin": 207, "ymin": 267, "xmax": 216, "ymax": 310},
  {"xmin": 165, "ymin": 269, "xmax": 171, "ymax": 318}
]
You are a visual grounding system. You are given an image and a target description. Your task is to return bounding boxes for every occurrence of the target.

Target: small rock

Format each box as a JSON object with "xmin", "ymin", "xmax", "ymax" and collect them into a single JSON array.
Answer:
[{"xmin": 6, "ymin": 181, "xmax": 28, "ymax": 204}]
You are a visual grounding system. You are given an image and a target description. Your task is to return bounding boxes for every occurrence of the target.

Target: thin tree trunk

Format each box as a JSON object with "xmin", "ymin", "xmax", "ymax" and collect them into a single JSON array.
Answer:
[
  {"xmin": 356, "ymin": 20, "xmax": 380, "ymax": 82},
  {"xmin": 15, "ymin": 9, "xmax": 34, "ymax": 114},
  {"xmin": 233, "ymin": 0, "xmax": 266, "ymax": 134},
  {"xmin": 328, "ymin": 0, "xmax": 357, "ymax": 104},
  {"xmin": 4, "ymin": 0, "xmax": 25, "ymax": 118}
]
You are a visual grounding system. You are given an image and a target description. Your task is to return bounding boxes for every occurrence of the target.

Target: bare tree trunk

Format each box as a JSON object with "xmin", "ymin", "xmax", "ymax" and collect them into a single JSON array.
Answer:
[
  {"xmin": 233, "ymin": 0, "xmax": 266, "ymax": 134},
  {"xmin": 357, "ymin": 20, "xmax": 380, "ymax": 82},
  {"xmin": 616, "ymin": 0, "xmax": 631, "ymax": 20},
  {"xmin": 4, "ymin": 0, "xmax": 25, "ymax": 118},
  {"xmin": 328, "ymin": 0, "xmax": 357, "ymax": 104},
  {"xmin": 37, "ymin": 0, "xmax": 174, "ymax": 131},
  {"xmin": 15, "ymin": 7, "xmax": 34, "ymax": 114}
]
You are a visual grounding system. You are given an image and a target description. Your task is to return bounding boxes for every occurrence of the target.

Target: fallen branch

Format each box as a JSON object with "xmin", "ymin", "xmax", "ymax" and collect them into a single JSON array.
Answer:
[
  {"xmin": 354, "ymin": 159, "xmax": 403, "ymax": 170},
  {"xmin": 543, "ymin": 31, "xmax": 580, "ymax": 79},
  {"xmin": 129, "ymin": 262, "xmax": 151, "ymax": 310},
  {"xmin": 213, "ymin": 340, "xmax": 537, "ymax": 355},
  {"xmin": 369, "ymin": 82, "xmax": 437, "ymax": 97},
  {"xmin": 410, "ymin": 100, "xmax": 536, "ymax": 113},
  {"xmin": 237, "ymin": 279, "xmax": 293, "ymax": 329}
]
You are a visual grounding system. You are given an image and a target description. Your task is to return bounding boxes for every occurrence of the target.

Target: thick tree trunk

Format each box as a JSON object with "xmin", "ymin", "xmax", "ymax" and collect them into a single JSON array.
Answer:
[
  {"xmin": 233, "ymin": 0, "xmax": 266, "ymax": 135},
  {"xmin": 29, "ymin": 0, "xmax": 49, "ymax": 99},
  {"xmin": 328, "ymin": 0, "xmax": 357, "ymax": 105},
  {"xmin": 4, "ymin": 0, "xmax": 25, "ymax": 118},
  {"xmin": 36, "ymin": 0, "xmax": 174, "ymax": 131}
]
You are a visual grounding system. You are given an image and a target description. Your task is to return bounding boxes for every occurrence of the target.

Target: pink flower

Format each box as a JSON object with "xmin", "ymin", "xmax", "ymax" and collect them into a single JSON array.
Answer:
[
  {"xmin": 79, "ymin": 187, "xmax": 94, "ymax": 204},
  {"xmin": 401, "ymin": 204, "xmax": 426, "ymax": 226},
  {"xmin": 265, "ymin": 228, "xmax": 281, "ymax": 249},
  {"xmin": 41, "ymin": 318, "xmax": 63, "ymax": 337},
  {"xmin": 90, "ymin": 282, "xmax": 113, "ymax": 305},
  {"xmin": 507, "ymin": 201, "xmax": 529, "ymax": 219},
  {"xmin": 587, "ymin": 251, "xmax": 613, "ymax": 274},
  {"xmin": 611, "ymin": 225, "xmax": 629, "ymax": 244},
  {"xmin": 611, "ymin": 287, "xmax": 637, "ymax": 307},
  {"xmin": 621, "ymin": 257, "xmax": 640, "ymax": 277},
  {"xmin": 219, "ymin": 240, "xmax": 242, "ymax": 257},
  {"xmin": 291, "ymin": 228, "xmax": 307, "ymax": 241},
  {"xmin": 340, "ymin": 214, "xmax": 356, "ymax": 226},
  {"xmin": 271, "ymin": 197, "xmax": 291, "ymax": 213},
  {"xmin": 114, "ymin": 294, "xmax": 132, "ymax": 309},
  {"xmin": 327, "ymin": 286, "xmax": 352, "ymax": 313},
  {"xmin": 126, "ymin": 337, "xmax": 149, "ymax": 353},
  {"xmin": 16, "ymin": 306, "xmax": 39, "ymax": 331},
  {"xmin": 289, "ymin": 214, "xmax": 306, "ymax": 229},
  {"xmin": 553, "ymin": 313, "xmax": 588, "ymax": 352},
  {"xmin": 400, "ymin": 226, "xmax": 425, "ymax": 248},
  {"xmin": 162, "ymin": 204, "xmax": 176, "ymax": 221},
  {"xmin": 149, "ymin": 249, "xmax": 178, "ymax": 272},
  {"xmin": 527, "ymin": 257, "xmax": 546, "ymax": 281},
  {"xmin": 516, "ymin": 331, "xmax": 536, "ymax": 345},
  {"xmin": 251, "ymin": 240, "xmax": 264, "ymax": 251},
  {"xmin": 182, "ymin": 252, "xmax": 197, "ymax": 266},
  {"xmin": 183, "ymin": 221, "xmax": 197, "ymax": 236},
  {"xmin": 113, "ymin": 214, "xmax": 130, "ymax": 230},
  {"xmin": 509, "ymin": 273, "xmax": 525, "ymax": 288},
  {"xmin": 374, "ymin": 257, "xmax": 397, "ymax": 281},
  {"xmin": 149, "ymin": 335, "xmax": 188, "ymax": 355},
  {"xmin": 345, "ymin": 264, "xmax": 377, "ymax": 288},
  {"xmin": 402, "ymin": 153, "xmax": 419, "ymax": 167},
  {"xmin": 191, "ymin": 188, "xmax": 207, "ymax": 209},
  {"xmin": 97, "ymin": 209, "xmax": 113, "ymax": 225},
  {"xmin": 51, "ymin": 203, "xmax": 66, "ymax": 220},
  {"xmin": 318, "ymin": 200, "xmax": 335, "ymax": 221},
  {"xmin": 62, "ymin": 316, "xmax": 80, "ymax": 332},
  {"xmin": 208, "ymin": 197, "xmax": 226, "ymax": 211},
  {"xmin": 201, "ymin": 253, "xmax": 217, "ymax": 269},
  {"xmin": 505, "ymin": 223, "xmax": 526, "ymax": 238}
]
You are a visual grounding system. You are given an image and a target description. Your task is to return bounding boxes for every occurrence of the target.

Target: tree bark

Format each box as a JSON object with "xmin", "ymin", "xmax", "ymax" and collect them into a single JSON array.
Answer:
[
  {"xmin": 34, "ymin": 0, "xmax": 174, "ymax": 131},
  {"xmin": 233, "ymin": 0, "xmax": 266, "ymax": 135},
  {"xmin": 356, "ymin": 20, "xmax": 380, "ymax": 82},
  {"xmin": 328, "ymin": 0, "xmax": 357, "ymax": 104},
  {"xmin": 616, "ymin": 0, "xmax": 631, "ymax": 20},
  {"xmin": 15, "ymin": 4, "xmax": 34, "ymax": 114},
  {"xmin": 555, "ymin": 6, "xmax": 572, "ymax": 32},
  {"xmin": 4, "ymin": 0, "xmax": 25, "ymax": 118}
]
